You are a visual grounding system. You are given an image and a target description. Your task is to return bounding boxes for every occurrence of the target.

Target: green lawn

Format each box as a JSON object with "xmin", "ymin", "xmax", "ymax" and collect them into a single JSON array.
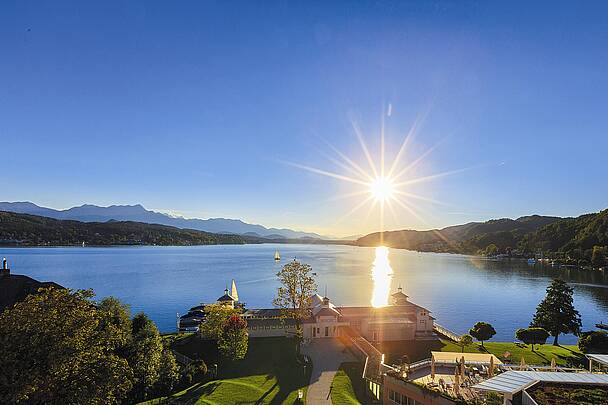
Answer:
[
  {"xmin": 141, "ymin": 337, "xmax": 309, "ymax": 404},
  {"xmin": 378, "ymin": 339, "xmax": 585, "ymax": 368},
  {"xmin": 330, "ymin": 362, "xmax": 369, "ymax": 405}
]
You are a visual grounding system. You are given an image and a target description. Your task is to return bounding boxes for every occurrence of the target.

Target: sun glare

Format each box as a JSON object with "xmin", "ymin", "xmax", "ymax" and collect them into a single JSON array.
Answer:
[
  {"xmin": 371, "ymin": 246, "xmax": 393, "ymax": 307},
  {"xmin": 370, "ymin": 176, "xmax": 395, "ymax": 202}
]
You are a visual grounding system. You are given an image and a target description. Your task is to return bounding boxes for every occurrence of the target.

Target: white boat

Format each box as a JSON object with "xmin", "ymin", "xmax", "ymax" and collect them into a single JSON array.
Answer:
[{"xmin": 274, "ymin": 250, "xmax": 281, "ymax": 261}]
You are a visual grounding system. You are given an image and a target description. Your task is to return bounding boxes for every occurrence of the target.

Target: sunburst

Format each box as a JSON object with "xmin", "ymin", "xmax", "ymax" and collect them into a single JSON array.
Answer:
[{"xmin": 284, "ymin": 106, "xmax": 466, "ymax": 240}]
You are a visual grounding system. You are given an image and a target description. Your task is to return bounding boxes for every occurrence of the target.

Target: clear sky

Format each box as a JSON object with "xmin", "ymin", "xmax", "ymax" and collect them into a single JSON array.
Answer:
[{"xmin": 1, "ymin": 1, "xmax": 607, "ymax": 237}]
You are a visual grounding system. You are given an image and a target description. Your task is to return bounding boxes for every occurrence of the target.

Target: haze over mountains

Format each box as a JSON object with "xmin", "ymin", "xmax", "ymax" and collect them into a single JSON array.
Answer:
[{"xmin": 0, "ymin": 202, "xmax": 324, "ymax": 240}]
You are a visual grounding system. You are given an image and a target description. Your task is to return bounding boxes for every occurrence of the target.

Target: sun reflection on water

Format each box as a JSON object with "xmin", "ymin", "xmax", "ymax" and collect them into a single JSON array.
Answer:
[{"xmin": 371, "ymin": 246, "xmax": 393, "ymax": 307}]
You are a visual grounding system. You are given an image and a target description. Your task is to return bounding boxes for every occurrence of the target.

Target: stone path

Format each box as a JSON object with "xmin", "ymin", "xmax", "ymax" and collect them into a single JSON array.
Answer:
[{"xmin": 301, "ymin": 338, "xmax": 356, "ymax": 404}]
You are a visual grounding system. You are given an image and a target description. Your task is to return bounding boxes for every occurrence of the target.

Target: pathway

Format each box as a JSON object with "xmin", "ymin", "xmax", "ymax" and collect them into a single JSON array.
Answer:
[{"xmin": 301, "ymin": 338, "xmax": 356, "ymax": 404}]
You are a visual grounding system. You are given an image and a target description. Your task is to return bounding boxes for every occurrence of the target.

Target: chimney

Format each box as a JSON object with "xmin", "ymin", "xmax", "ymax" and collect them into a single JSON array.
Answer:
[{"xmin": 1, "ymin": 258, "xmax": 9, "ymax": 277}]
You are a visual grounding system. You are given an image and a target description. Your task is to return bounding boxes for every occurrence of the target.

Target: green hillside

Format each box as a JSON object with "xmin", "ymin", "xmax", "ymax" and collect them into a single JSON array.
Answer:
[{"xmin": 0, "ymin": 211, "xmax": 246, "ymax": 246}]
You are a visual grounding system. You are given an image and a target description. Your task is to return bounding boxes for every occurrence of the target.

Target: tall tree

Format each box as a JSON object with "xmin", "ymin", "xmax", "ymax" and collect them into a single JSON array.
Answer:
[
  {"xmin": 97, "ymin": 296, "xmax": 132, "ymax": 355},
  {"xmin": 515, "ymin": 327, "xmax": 549, "ymax": 351},
  {"xmin": 469, "ymin": 322, "xmax": 496, "ymax": 348},
  {"xmin": 128, "ymin": 313, "xmax": 164, "ymax": 402},
  {"xmin": 531, "ymin": 279, "xmax": 582, "ymax": 345},
  {"xmin": 156, "ymin": 349, "xmax": 180, "ymax": 396},
  {"xmin": 0, "ymin": 288, "xmax": 133, "ymax": 404},
  {"xmin": 219, "ymin": 314, "xmax": 249, "ymax": 360},
  {"xmin": 273, "ymin": 260, "xmax": 317, "ymax": 353}
]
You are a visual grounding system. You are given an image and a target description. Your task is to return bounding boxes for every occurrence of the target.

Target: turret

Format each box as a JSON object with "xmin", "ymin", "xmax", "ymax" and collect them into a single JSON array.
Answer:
[{"xmin": 1, "ymin": 258, "xmax": 10, "ymax": 278}]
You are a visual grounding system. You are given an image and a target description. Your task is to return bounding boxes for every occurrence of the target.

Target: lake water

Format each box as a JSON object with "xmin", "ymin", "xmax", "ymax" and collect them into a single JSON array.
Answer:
[{"xmin": 2, "ymin": 244, "xmax": 608, "ymax": 344}]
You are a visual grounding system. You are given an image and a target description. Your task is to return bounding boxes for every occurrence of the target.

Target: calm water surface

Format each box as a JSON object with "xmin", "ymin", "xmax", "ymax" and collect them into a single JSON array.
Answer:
[{"xmin": 3, "ymin": 244, "xmax": 608, "ymax": 343}]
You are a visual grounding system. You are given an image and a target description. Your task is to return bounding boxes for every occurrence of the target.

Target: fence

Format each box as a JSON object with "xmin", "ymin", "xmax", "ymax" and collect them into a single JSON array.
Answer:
[{"xmin": 434, "ymin": 323, "xmax": 462, "ymax": 342}]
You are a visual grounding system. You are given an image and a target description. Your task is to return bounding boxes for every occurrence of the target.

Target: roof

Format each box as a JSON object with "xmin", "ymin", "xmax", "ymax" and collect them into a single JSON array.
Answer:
[
  {"xmin": 217, "ymin": 293, "xmax": 235, "ymax": 302},
  {"xmin": 313, "ymin": 306, "xmax": 341, "ymax": 317},
  {"xmin": 242, "ymin": 308, "xmax": 284, "ymax": 318},
  {"xmin": 246, "ymin": 318, "xmax": 297, "ymax": 327},
  {"xmin": 0, "ymin": 274, "xmax": 63, "ymax": 311},
  {"xmin": 587, "ymin": 354, "xmax": 608, "ymax": 366},
  {"xmin": 431, "ymin": 351, "xmax": 502, "ymax": 365},
  {"xmin": 474, "ymin": 371, "xmax": 608, "ymax": 395}
]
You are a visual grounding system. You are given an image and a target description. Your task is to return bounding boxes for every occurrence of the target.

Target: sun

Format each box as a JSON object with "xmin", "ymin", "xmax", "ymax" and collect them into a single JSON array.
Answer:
[{"xmin": 369, "ymin": 176, "xmax": 395, "ymax": 202}]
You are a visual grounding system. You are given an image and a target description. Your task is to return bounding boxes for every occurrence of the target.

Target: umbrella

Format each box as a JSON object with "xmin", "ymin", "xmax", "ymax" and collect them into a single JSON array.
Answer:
[
  {"xmin": 460, "ymin": 356, "xmax": 465, "ymax": 379},
  {"xmin": 489, "ymin": 355, "xmax": 494, "ymax": 377},
  {"xmin": 520, "ymin": 356, "xmax": 527, "ymax": 371},
  {"xmin": 431, "ymin": 355, "xmax": 435, "ymax": 380},
  {"xmin": 454, "ymin": 366, "xmax": 460, "ymax": 395},
  {"xmin": 551, "ymin": 357, "xmax": 556, "ymax": 370}
]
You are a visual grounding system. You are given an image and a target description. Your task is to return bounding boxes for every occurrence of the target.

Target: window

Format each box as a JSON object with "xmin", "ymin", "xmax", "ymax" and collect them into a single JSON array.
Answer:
[
  {"xmin": 252, "ymin": 326, "xmax": 257, "ymax": 330},
  {"xmin": 271, "ymin": 325, "xmax": 276, "ymax": 329},
  {"xmin": 278, "ymin": 325, "xmax": 283, "ymax": 329},
  {"xmin": 265, "ymin": 326, "xmax": 270, "ymax": 330}
]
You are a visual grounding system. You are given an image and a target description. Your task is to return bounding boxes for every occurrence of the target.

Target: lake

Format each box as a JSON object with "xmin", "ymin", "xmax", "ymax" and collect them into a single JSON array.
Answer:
[{"xmin": 2, "ymin": 244, "xmax": 607, "ymax": 343}]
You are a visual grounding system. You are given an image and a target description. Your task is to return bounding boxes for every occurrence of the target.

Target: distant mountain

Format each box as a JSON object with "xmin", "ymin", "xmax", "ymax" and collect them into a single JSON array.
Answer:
[
  {"xmin": 0, "ymin": 211, "xmax": 247, "ymax": 246},
  {"xmin": 356, "ymin": 214, "xmax": 563, "ymax": 254},
  {"xmin": 0, "ymin": 202, "xmax": 323, "ymax": 240}
]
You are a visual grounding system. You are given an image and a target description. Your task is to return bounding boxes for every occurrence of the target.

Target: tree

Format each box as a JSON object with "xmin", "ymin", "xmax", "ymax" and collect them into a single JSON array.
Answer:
[
  {"xmin": 531, "ymin": 279, "xmax": 582, "ymax": 345},
  {"xmin": 469, "ymin": 322, "xmax": 496, "ymax": 348},
  {"xmin": 515, "ymin": 327, "xmax": 549, "ymax": 351},
  {"xmin": 219, "ymin": 314, "xmax": 249, "ymax": 360},
  {"xmin": 181, "ymin": 360, "xmax": 208, "ymax": 386},
  {"xmin": 485, "ymin": 244, "xmax": 498, "ymax": 256},
  {"xmin": 0, "ymin": 287, "xmax": 133, "ymax": 404},
  {"xmin": 128, "ymin": 313, "xmax": 164, "ymax": 402},
  {"xmin": 200, "ymin": 303, "xmax": 240, "ymax": 340},
  {"xmin": 592, "ymin": 246, "xmax": 607, "ymax": 267},
  {"xmin": 156, "ymin": 349, "xmax": 180, "ymax": 396},
  {"xmin": 578, "ymin": 331, "xmax": 608, "ymax": 354},
  {"xmin": 273, "ymin": 260, "xmax": 317, "ymax": 353},
  {"xmin": 458, "ymin": 334, "xmax": 473, "ymax": 352},
  {"xmin": 97, "ymin": 296, "xmax": 132, "ymax": 355}
]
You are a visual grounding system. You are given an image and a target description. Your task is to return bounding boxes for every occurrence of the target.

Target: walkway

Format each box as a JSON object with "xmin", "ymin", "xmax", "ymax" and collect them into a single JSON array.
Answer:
[{"xmin": 301, "ymin": 338, "xmax": 356, "ymax": 404}]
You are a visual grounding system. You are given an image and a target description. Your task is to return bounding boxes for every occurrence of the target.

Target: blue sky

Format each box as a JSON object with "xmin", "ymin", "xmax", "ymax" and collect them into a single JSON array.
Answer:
[{"xmin": 1, "ymin": 1, "xmax": 607, "ymax": 236}]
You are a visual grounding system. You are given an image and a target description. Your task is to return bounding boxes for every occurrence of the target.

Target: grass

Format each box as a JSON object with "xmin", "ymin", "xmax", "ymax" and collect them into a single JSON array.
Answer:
[
  {"xmin": 330, "ymin": 362, "xmax": 369, "ymax": 405},
  {"xmin": 141, "ymin": 336, "xmax": 309, "ymax": 404},
  {"xmin": 377, "ymin": 339, "xmax": 585, "ymax": 368}
]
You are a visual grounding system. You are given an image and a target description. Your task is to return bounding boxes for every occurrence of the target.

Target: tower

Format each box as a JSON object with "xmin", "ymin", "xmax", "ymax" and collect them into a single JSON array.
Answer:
[
  {"xmin": 1, "ymin": 258, "xmax": 10, "ymax": 278},
  {"xmin": 231, "ymin": 279, "xmax": 239, "ymax": 302}
]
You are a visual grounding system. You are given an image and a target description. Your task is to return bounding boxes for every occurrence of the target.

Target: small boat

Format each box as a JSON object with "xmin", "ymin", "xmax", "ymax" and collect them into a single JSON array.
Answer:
[
  {"xmin": 274, "ymin": 250, "xmax": 281, "ymax": 261},
  {"xmin": 312, "ymin": 272, "xmax": 317, "ymax": 276},
  {"xmin": 82, "ymin": 241, "xmax": 85, "ymax": 247},
  {"xmin": 597, "ymin": 323, "xmax": 608, "ymax": 330}
]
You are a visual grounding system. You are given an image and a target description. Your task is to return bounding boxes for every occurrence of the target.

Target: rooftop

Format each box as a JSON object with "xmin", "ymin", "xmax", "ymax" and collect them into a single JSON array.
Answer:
[{"xmin": 474, "ymin": 371, "xmax": 608, "ymax": 395}]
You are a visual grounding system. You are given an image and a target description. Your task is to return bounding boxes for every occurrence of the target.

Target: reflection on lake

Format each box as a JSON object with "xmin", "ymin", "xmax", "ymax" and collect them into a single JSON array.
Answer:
[
  {"xmin": 371, "ymin": 246, "xmax": 394, "ymax": 307},
  {"xmin": 2, "ymin": 244, "xmax": 608, "ymax": 343}
]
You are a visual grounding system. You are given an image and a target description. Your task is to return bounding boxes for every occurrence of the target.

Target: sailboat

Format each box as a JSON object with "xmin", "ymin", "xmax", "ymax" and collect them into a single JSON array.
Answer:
[{"xmin": 274, "ymin": 250, "xmax": 281, "ymax": 261}]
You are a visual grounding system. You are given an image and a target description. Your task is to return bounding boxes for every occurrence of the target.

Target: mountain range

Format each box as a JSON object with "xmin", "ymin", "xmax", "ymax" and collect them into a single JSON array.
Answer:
[{"xmin": 0, "ymin": 202, "xmax": 325, "ymax": 240}]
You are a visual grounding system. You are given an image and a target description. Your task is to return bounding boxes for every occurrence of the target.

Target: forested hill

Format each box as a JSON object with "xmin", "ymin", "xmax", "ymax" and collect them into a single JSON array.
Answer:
[
  {"xmin": 0, "ymin": 211, "xmax": 247, "ymax": 246},
  {"xmin": 356, "ymin": 210, "xmax": 608, "ymax": 261}
]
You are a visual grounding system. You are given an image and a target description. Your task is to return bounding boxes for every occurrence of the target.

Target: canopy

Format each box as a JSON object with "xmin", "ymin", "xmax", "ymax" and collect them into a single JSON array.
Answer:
[{"xmin": 430, "ymin": 351, "xmax": 502, "ymax": 365}]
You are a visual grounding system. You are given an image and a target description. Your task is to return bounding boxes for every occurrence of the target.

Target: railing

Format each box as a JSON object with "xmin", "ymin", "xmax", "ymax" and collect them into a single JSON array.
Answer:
[{"xmin": 433, "ymin": 323, "xmax": 462, "ymax": 342}]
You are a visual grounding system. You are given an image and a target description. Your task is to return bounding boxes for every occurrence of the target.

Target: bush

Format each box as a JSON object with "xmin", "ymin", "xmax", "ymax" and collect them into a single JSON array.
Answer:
[
  {"xmin": 515, "ymin": 327, "xmax": 549, "ymax": 350},
  {"xmin": 181, "ymin": 359, "xmax": 208, "ymax": 386},
  {"xmin": 578, "ymin": 331, "xmax": 608, "ymax": 354}
]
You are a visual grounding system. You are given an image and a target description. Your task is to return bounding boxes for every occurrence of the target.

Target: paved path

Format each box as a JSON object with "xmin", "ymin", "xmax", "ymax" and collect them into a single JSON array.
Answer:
[{"xmin": 301, "ymin": 338, "xmax": 356, "ymax": 404}]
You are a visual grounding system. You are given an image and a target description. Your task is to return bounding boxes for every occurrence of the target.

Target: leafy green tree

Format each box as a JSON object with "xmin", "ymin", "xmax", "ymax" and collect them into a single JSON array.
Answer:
[
  {"xmin": 273, "ymin": 260, "xmax": 317, "ymax": 353},
  {"xmin": 531, "ymin": 279, "xmax": 582, "ymax": 345},
  {"xmin": 0, "ymin": 287, "xmax": 133, "ymax": 404},
  {"xmin": 469, "ymin": 322, "xmax": 496, "ymax": 348},
  {"xmin": 485, "ymin": 244, "xmax": 499, "ymax": 256},
  {"xmin": 515, "ymin": 327, "xmax": 549, "ymax": 351},
  {"xmin": 200, "ymin": 303, "xmax": 240, "ymax": 340},
  {"xmin": 458, "ymin": 334, "xmax": 473, "ymax": 352},
  {"xmin": 578, "ymin": 331, "xmax": 608, "ymax": 354},
  {"xmin": 219, "ymin": 314, "xmax": 249, "ymax": 360},
  {"xmin": 156, "ymin": 349, "xmax": 180, "ymax": 396},
  {"xmin": 98, "ymin": 296, "xmax": 132, "ymax": 354},
  {"xmin": 128, "ymin": 313, "xmax": 163, "ymax": 402}
]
